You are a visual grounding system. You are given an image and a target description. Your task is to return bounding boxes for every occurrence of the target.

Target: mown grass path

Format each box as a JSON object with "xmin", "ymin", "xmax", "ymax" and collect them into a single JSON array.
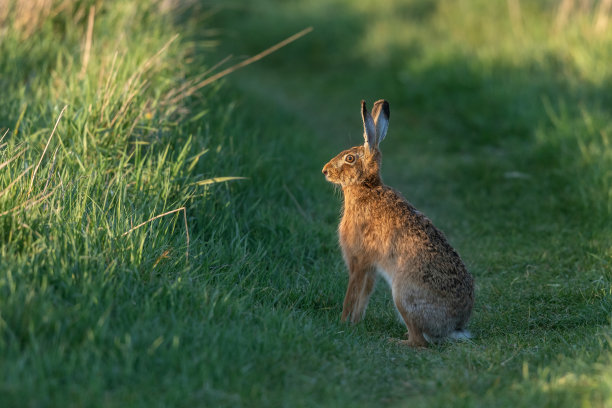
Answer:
[{"xmin": 203, "ymin": 1, "xmax": 612, "ymax": 406}]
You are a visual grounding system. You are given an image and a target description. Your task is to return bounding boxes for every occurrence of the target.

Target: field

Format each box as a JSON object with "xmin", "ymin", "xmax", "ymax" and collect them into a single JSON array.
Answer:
[{"xmin": 1, "ymin": 0, "xmax": 611, "ymax": 406}]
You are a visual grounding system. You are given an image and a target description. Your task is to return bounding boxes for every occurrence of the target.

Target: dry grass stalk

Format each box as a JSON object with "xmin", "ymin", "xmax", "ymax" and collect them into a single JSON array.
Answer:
[
  {"xmin": 122, "ymin": 206, "xmax": 190, "ymax": 260},
  {"xmin": 555, "ymin": 0, "xmax": 575, "ymax": 31},
  {"xmin": 283, "ymin": 183, "xmax": 310, "ymax": 221},
  {"xmin": 166, "ymin": 27, "xmax": 313, "ymax": 105},
  {"xmin": 0, "ymin": 183, "xmax": 61, "ymax": 217},
  {"xmin": 0, "ymin": 0, "xmax": 84, "ymax": 40},
  {"xmin": 3, "ymin": 0, "xmax": 53, "ymax": 38},
  {"xmin": 195, "ymin": 176, "xmax": 247, "ymax": 186},
  {"xmin": 28, "ymin": 105, "xmax": 67, "ymax": 195},
  {"xmin": 163, "ymin": 54, "xmax": 233, "ymax": 107},
  {"xmin": 507, "ymin": 0, "xmax": 523, "ymax": 37},
  {"xmin": 109, "ymin": 78, "xmax": 150, "ymax": 128},
  {"xmin": 152, "ymin": 249, "xmax": 171, "ymax": 268},
  {"xmin": 580, "ymin": 0, "xmax": 593, "ymax": 13},
  {"xmin": 109, "ymin": 34, "xmax": 179, "ymax": 128},
  {"xmin": 0, "ymin": 165, "xmax": 33, "ymax": 198},
  {"xmin": 0, "ymin": 128, "xmax": 9, "ymax": 145},
  {"xmin": 99, "ymin": 52, "xmax": 119, "ymax": 122},
  {"xmin": 42, "ymin": 146, "xmax": 60, "ymax": 195},
  {"xmin": 79, "ymin": 5, "xmax": 96, "ymax": 79},
  {"xmin": 595, "ymin": 0, "xmax": 612, "ymax": 32},
  {"xmin": 127, "ymin": 100, "xmax": 150, "ymax": 137},
  {"xmin": 0, "ymin": 148, "xmax": 26, "ymax": 171},
  {"xmin": 554, "ymin": 0, "xmax": 611, "ymax": 33},
  {"xmin": 0, "ymin": 1, "xmax": 10, "ymax": 25}
]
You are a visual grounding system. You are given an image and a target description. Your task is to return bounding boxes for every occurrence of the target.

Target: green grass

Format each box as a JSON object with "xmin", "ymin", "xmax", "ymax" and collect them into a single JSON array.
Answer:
[{"xmin": 1, "ymin": 0, "xmax": 612, "ymax": 406}]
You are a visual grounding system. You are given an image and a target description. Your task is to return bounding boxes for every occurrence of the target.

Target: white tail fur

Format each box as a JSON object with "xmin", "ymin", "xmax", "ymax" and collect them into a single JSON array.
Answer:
[
  {"xmin": 449, "ymin": 330, "xmax": 472, "ymax": 341},
  {"xmin": 423, "ymin": 330, "xmax": 472, "ymax": 344}
]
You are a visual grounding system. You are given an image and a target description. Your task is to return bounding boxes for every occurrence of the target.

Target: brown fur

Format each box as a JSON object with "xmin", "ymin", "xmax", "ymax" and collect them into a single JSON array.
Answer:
[{"xmin": 322, "ymin": 100, "xmax": 474, "ymax": 347}]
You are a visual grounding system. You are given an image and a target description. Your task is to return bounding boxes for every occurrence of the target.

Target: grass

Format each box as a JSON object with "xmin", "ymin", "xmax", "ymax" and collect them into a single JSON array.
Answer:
[{"xmin": 1, "ymin": 0, "xmax": 612, "ymax": 406}]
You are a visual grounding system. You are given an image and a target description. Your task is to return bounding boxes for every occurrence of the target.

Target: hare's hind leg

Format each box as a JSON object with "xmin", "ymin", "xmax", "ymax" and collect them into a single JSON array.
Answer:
[{"xmin": 393, "ymin": 297, "xmax": 427, "ymax": 348}]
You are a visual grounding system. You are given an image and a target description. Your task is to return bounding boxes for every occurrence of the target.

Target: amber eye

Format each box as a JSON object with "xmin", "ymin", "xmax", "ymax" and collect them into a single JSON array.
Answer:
[{"xmin": 345, "ymin": 154, "xmax": 356, "ymax": 163}]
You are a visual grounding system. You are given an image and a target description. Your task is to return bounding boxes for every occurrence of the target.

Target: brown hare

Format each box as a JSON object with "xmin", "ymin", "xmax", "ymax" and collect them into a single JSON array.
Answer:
[{"xmin": 322, "ymin": 100, "xmax": 474, "ymax": 347}]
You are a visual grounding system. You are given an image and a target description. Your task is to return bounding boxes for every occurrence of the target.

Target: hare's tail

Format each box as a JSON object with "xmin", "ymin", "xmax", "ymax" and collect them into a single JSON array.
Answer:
[
  {"xmin": 423, "ymin": 329, "xmax": 472, "ymax": 344},
  {"xmin": 449, "ymin": 329, "xmax": 472, "ymax": 341}
]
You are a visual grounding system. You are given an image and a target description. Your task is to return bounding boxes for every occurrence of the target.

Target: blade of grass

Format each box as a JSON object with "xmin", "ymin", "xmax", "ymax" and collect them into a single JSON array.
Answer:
[
  {"xmin": 121, "ymin": 206, "xmax": 190, "ymax": 260},
  {"xmin": 0, "ymin": 128, "xmax": 9, "ymax": 144},
  {"xmin": 109, "ymin": 34, "xmax": 179, "ymax": 127},
  {"xmin": 163, "ymin": 54, "xmax": 233, "ymax": 105},
  {"xmin": 28, "ymin": 105, "xmax": 67, "ymax": 195},
  {"xmin": 0, "ymin": 184, "xmax": 61, "ymax": 217},
  {"xmin": 282, "ymin": 183, "xmax": 310, "ymax": 221},
  {"xmin": 42, "ymin": 146, "xmax": 60, "ymax": 195},
  {"xmin": 13, "ymin": 104, "xmax": 27, "ymax": 138},
  {"xmin": 0, "ymin": 165, "xmax": 33, "ymax": 198},
  {"xmin": 195, "ymin": 176, "xmax": 247, "ymax": 186},
  {"xmin": 0, "ymin": 148, "xmax": 26, "ymax": 171}
]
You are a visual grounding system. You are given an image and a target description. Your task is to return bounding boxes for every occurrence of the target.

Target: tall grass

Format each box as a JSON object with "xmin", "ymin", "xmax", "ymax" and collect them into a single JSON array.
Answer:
[
  {"xmin": 0, "ymin": 0, "xmax": 222, "ymax": 258},
  {"xmin": 0, "ymin": 1, "xmax": 245, "ymax": 405}
]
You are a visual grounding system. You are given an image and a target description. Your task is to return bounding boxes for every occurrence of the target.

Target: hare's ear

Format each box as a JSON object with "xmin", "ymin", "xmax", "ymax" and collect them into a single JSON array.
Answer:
[
  {"xmin": 361, "ymin": 100, "xmax": 376, "ymax": 152},
  {"xmin": 371, "ymin": 99, "xmax": 390, "ymax": 144}
]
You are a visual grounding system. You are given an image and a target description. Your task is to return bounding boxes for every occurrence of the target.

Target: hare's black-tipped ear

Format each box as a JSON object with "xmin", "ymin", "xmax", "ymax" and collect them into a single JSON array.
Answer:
[
  {"xmin": 361, "ymin": 100, "xmax": 376, "ymax": 152},
  {"xmin": 371, "ymin": 99, "xmax": 390, "ymax": 144}
]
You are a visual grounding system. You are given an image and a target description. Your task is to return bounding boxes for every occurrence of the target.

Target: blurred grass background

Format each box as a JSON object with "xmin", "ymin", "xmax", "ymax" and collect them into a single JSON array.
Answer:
[{"xmin": 1, "ymin": 0, "xmax": 611, "ymax": 406}]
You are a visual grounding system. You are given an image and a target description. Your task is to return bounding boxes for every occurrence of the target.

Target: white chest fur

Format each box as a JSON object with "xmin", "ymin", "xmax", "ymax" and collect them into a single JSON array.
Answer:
[{"xmin": 375, "ymin": 264, "xmax": 394, "ymax": 288}]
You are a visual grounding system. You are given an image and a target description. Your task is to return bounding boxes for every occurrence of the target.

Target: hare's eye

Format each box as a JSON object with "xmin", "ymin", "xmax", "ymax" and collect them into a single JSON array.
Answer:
[{"xmin": 345, "ymin": 154, "xmax": 356, "ymax": 163}]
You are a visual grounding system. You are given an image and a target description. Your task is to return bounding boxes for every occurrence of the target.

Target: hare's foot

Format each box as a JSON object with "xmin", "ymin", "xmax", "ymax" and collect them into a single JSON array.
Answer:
[
  {"xmin": 388, "ymin": 337, "xmax": 428, "ymax": 348},
  {"xmin": 394, "ymin": 299, "xmax": 428, "ymax": 348}
]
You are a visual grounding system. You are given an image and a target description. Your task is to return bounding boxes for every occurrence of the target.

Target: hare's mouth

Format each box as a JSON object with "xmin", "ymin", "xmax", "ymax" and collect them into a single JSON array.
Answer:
[
  {"xmin": 322, "ymin": 166, "xmax": 341, "ymax": 184},
  {"xmin": 325, "ymin": 176, "xmax": 341, "ymax": 186}
]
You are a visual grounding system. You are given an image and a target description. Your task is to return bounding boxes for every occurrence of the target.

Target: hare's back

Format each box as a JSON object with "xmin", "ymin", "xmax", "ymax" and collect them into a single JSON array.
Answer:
[{"xmin": 377, "ymin": 186, "xmax": 473, "ymax": 299}]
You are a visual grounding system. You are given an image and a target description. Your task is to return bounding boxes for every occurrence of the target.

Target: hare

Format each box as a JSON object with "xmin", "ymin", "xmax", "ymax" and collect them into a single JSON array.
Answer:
[{"xmin": 322, "ymin": 100, "xmax": 474, "ymax": 347}]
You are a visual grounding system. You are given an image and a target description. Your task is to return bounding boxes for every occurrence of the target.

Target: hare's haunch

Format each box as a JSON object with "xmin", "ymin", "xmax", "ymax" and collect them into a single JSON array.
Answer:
[{"xmin": 322, "ymin": 100, "xmax": 474, "ymax": 347}]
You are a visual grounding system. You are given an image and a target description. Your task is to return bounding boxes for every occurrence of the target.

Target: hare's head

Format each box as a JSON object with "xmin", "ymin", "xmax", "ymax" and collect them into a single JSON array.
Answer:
[{"xmin": 322, "ymin": 99, "xmax": 390, "ymax": 188}]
